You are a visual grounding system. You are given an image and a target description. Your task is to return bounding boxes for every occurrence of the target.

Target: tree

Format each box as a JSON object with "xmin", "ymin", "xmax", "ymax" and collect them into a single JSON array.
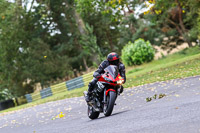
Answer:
[
  {"xmin": 143, "ymin": 0, "xmax": 200, "ymax": 46},
  {"xmin": 0, "ymin": 0, "xmax": 102, "ymax": 96},
  {"xmin": 0, "ymin": 0, "xmax": 199, "ymax": 97},
  {"xmin": 0, "ymin": 0, "xmax": 72, "ymax": 96},
  {"xmin": 75, "ymin": 0, "xmax": 128, "ymax": 55}
]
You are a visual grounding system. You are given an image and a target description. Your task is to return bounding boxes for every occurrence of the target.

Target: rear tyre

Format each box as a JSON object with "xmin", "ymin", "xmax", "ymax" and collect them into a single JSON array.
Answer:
[
  {"xmin": 104, "ymin": 91, "xmax": 116, "ymax": 116},
  {"xmin": 88, "ymin": 105, "xmax": 100, "ymax": 119}
]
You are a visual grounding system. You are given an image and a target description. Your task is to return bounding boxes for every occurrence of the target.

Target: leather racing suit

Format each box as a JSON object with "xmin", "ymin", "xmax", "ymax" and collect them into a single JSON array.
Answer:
[{"xmin": 88, "ymin": 60, "xmax": 126, "ymax": 93}]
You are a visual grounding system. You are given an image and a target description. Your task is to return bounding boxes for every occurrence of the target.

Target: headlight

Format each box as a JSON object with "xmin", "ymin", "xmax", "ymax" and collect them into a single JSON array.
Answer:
[{"xmin": 117, "ymin": 80, "xmax": 123, "ymax": 85}]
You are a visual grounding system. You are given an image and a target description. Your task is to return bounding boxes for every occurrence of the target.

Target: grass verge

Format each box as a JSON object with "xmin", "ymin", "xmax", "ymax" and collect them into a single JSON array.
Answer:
[
  {"xmin": 124, "ymin": 46, "xmax": 200, "ymax": 87},
  {"xmin": 1, "ymin": 46, "xmax": 200, "ymax": 113},
  {"xmin": 0, "ymin": 86, "xmax": 87, "ymax": 114}
]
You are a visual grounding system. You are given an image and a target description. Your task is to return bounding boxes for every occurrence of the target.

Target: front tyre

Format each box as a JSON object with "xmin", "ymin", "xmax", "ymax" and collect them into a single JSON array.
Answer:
[
  {"xmin": 88, "ymin": 105, "xmax": 100, "ymax": 119},
  {"xmin": 104, "ymin": 91, "xmax": 116, "ymax": 116}
]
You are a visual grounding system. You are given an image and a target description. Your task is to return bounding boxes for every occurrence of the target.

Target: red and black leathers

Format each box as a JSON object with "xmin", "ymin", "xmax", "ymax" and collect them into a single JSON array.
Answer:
[{"xmin": 88, "ymin": 60, "xmax": 126, "ymax": 92}]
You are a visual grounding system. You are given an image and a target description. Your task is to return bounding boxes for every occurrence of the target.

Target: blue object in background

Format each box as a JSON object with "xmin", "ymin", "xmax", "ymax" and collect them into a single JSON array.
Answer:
[
  {"xmin": 40, "ymin": 87, "xmax": 53, "ymax": 99},
  {"xmin": 66, "ymin": 76, "xmax": 84, "ymax": 90},
  {"xmin": 25, "ymin": 94, "xmax": 32, "ymax": 103}
]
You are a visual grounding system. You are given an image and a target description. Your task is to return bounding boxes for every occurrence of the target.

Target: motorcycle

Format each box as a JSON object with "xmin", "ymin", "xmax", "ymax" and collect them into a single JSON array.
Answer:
[{"xmin": 83, "ymin": 65, "xmax": 124, "ymax": 119}]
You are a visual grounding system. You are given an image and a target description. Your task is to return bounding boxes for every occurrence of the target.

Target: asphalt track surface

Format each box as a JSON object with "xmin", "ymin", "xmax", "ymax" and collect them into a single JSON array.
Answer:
[{"xmin": 0, "ymin": 76, "xmax": 200, "ymax": 133}]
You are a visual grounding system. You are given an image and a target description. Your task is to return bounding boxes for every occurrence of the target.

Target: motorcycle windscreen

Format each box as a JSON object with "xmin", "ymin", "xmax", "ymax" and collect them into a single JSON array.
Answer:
[{"xmin": 104, "ymin": 65, "xmax": 119, "ymax": 79}]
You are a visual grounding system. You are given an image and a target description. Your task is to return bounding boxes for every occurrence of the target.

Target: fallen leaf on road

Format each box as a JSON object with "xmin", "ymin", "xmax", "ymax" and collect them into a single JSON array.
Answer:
[
  {"xmin": 11, "ymin": 120, "xmax": 16, "ymax": 124},
  {"xmin": 58, "ymin": 112, "xmax": 65, "ymax": 118},
  {"xmin": 175, "ymin": 107, "xmax": 179, "ymax": 109},
  {"xmin": 174, "ymin": 94, "xmax": 180, "ymax": 97},
  {"xmin": 52, "ymin": 112, "xmax": 65, "ymax": 120},
  {"xmin": 148, "ymin": 87, "xmax": 156, "ymax": 91},
  {"xmin": 153, "ymin": 94, "xmax": 157, "ymax": 99},
  {"xmin": 158, "ymin": 93, "xmax": 166, "ymax": 99},
  {"xmin": 146, "ymin": 97, "xmax": 152, "ymax": 102}
]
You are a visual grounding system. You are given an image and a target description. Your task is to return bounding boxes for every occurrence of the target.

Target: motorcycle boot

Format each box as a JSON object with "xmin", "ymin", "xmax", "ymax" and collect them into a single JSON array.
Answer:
[
  {"xmin": 84, "ymin": 78, "xmax": 98, "ymax": 102},
  {"xmin": 120, "ymin": 86, "xmax": 124, "ymax": 94},
  {"xmin": 84, "ymin": 91, "xmax": 92, "ymax": 102},
  {"xmin": 85, "ymin": 80, "xmax": 96, "ymax": 102}
]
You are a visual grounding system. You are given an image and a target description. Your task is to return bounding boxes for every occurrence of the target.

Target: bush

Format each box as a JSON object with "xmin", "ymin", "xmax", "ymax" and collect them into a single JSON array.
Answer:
[
  {"xmin": 0, "ymin": 88, "xmax": 14, "ymax": 102},
  {"xmin": 122, "ymin": 38, "xmax": 155, "ymax": 66}
]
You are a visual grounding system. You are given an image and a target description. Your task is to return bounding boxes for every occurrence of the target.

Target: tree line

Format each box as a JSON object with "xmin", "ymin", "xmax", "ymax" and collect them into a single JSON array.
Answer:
[{"xmin": 0, "ymin": 0, "xmax": 199, "ymax": 98}]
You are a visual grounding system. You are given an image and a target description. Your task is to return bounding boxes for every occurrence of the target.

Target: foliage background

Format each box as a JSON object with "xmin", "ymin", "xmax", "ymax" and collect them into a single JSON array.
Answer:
[
  {"xmin": 122, "ymin": 39, "xmax": 155, "ymax": 66},
  {"xmin": 0, "ymin": 0, "xmax": 199, "ymax": 99}
]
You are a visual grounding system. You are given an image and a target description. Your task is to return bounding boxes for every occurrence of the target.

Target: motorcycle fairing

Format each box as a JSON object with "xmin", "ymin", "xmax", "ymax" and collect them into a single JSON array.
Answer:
[{"xmin": 106, "ymin": 89, "xmax": 116, "ymax": 96}]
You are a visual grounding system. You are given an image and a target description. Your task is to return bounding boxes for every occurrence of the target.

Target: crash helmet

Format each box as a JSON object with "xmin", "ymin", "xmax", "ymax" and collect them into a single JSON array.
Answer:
[{"xmin": 107, "ymin": 52, "xmax": 119, "ymax": 65}]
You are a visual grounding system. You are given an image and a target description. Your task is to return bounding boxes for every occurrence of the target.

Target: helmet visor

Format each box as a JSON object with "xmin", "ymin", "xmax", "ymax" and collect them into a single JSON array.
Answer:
[{"xmin": 109, "ymin": 59, "xmax": 119, "ymax": 65}]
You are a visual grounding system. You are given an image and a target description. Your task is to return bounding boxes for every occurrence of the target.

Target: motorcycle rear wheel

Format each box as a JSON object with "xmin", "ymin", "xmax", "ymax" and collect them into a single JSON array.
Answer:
[
  {"xmin": 104, "ymin": 91, "xmax": 116, "ymax": 116},
  {"xmin": 88, "ymin": 105, "xmax": 100, "ymax": 119}
]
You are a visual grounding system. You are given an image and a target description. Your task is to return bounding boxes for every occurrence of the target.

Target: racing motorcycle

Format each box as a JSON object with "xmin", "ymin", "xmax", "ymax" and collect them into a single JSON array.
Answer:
[{"xmin": 83, "ymin": 65, "xmax": 124, "ymax": 119}]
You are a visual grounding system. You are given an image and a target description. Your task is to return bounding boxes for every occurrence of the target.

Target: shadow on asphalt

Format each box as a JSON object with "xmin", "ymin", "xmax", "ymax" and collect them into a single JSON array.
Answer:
[
  {"xmin": 111, "ymin": 110, "xmax": 130, "ymax": 116},
  {"xmin": 87, "ymin": 110, "xmax": 130, "ymax": 122}
]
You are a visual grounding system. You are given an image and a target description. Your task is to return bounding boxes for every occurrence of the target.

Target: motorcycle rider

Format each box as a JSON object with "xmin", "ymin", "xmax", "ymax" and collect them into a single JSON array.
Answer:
[{"xmin": 85, "ymin": 52, "xmax": 126, "ymax": 102}]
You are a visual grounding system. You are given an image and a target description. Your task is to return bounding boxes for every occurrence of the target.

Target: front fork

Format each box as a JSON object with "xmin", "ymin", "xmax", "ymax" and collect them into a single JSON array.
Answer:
[
  {"xmin": 103, "ymin": 88, "xmax": 118, "ymax": 104},
  {"xmin": 103, "ymin": 89, "xmax": 106, "ymax": 104}
]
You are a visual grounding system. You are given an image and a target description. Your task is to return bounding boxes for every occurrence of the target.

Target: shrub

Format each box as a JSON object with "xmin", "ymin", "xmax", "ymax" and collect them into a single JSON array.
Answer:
[
  {"xmin": 122, "ymin": 38, "xmax": 155, "ymax": 66},
  {"xmin": 0, "ymin": 88, "xmax": 14, "ymax": 102}
]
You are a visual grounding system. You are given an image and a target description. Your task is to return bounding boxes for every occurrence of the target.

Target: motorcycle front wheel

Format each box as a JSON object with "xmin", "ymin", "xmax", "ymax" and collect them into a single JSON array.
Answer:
[
  {"xmin": 103, "ymin": 91, "xmax": 116, "ymax": 116},
  {"xmin": 88, "ymin": 105, "xmax": 100, "ymax": 120}
]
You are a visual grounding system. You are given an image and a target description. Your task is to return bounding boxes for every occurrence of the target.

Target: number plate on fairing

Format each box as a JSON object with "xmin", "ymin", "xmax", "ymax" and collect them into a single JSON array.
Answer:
[{"xmin": 97, "ymin": 82, "xmax": 105, "ymax": 92}]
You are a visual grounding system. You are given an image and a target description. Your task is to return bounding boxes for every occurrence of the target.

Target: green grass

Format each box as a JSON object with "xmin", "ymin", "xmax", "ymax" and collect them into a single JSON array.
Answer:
[
  {"xmin": 1, "ymin": 46, "xmax": 200, "ymax": 113},
  {"xmin": 0, "ymin": 86, "xmax": 87, "ymax": 113},
  {"xmin": 125, "ymin": 46, "xmax": 200, "ymax": 87},
  {"xmin": 127, "ymin": 46, "xmax": 200, "ymax": 76},
  {"xmin": 124, "ymin": 57, "xmax": 200, "ymax": 88}
]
